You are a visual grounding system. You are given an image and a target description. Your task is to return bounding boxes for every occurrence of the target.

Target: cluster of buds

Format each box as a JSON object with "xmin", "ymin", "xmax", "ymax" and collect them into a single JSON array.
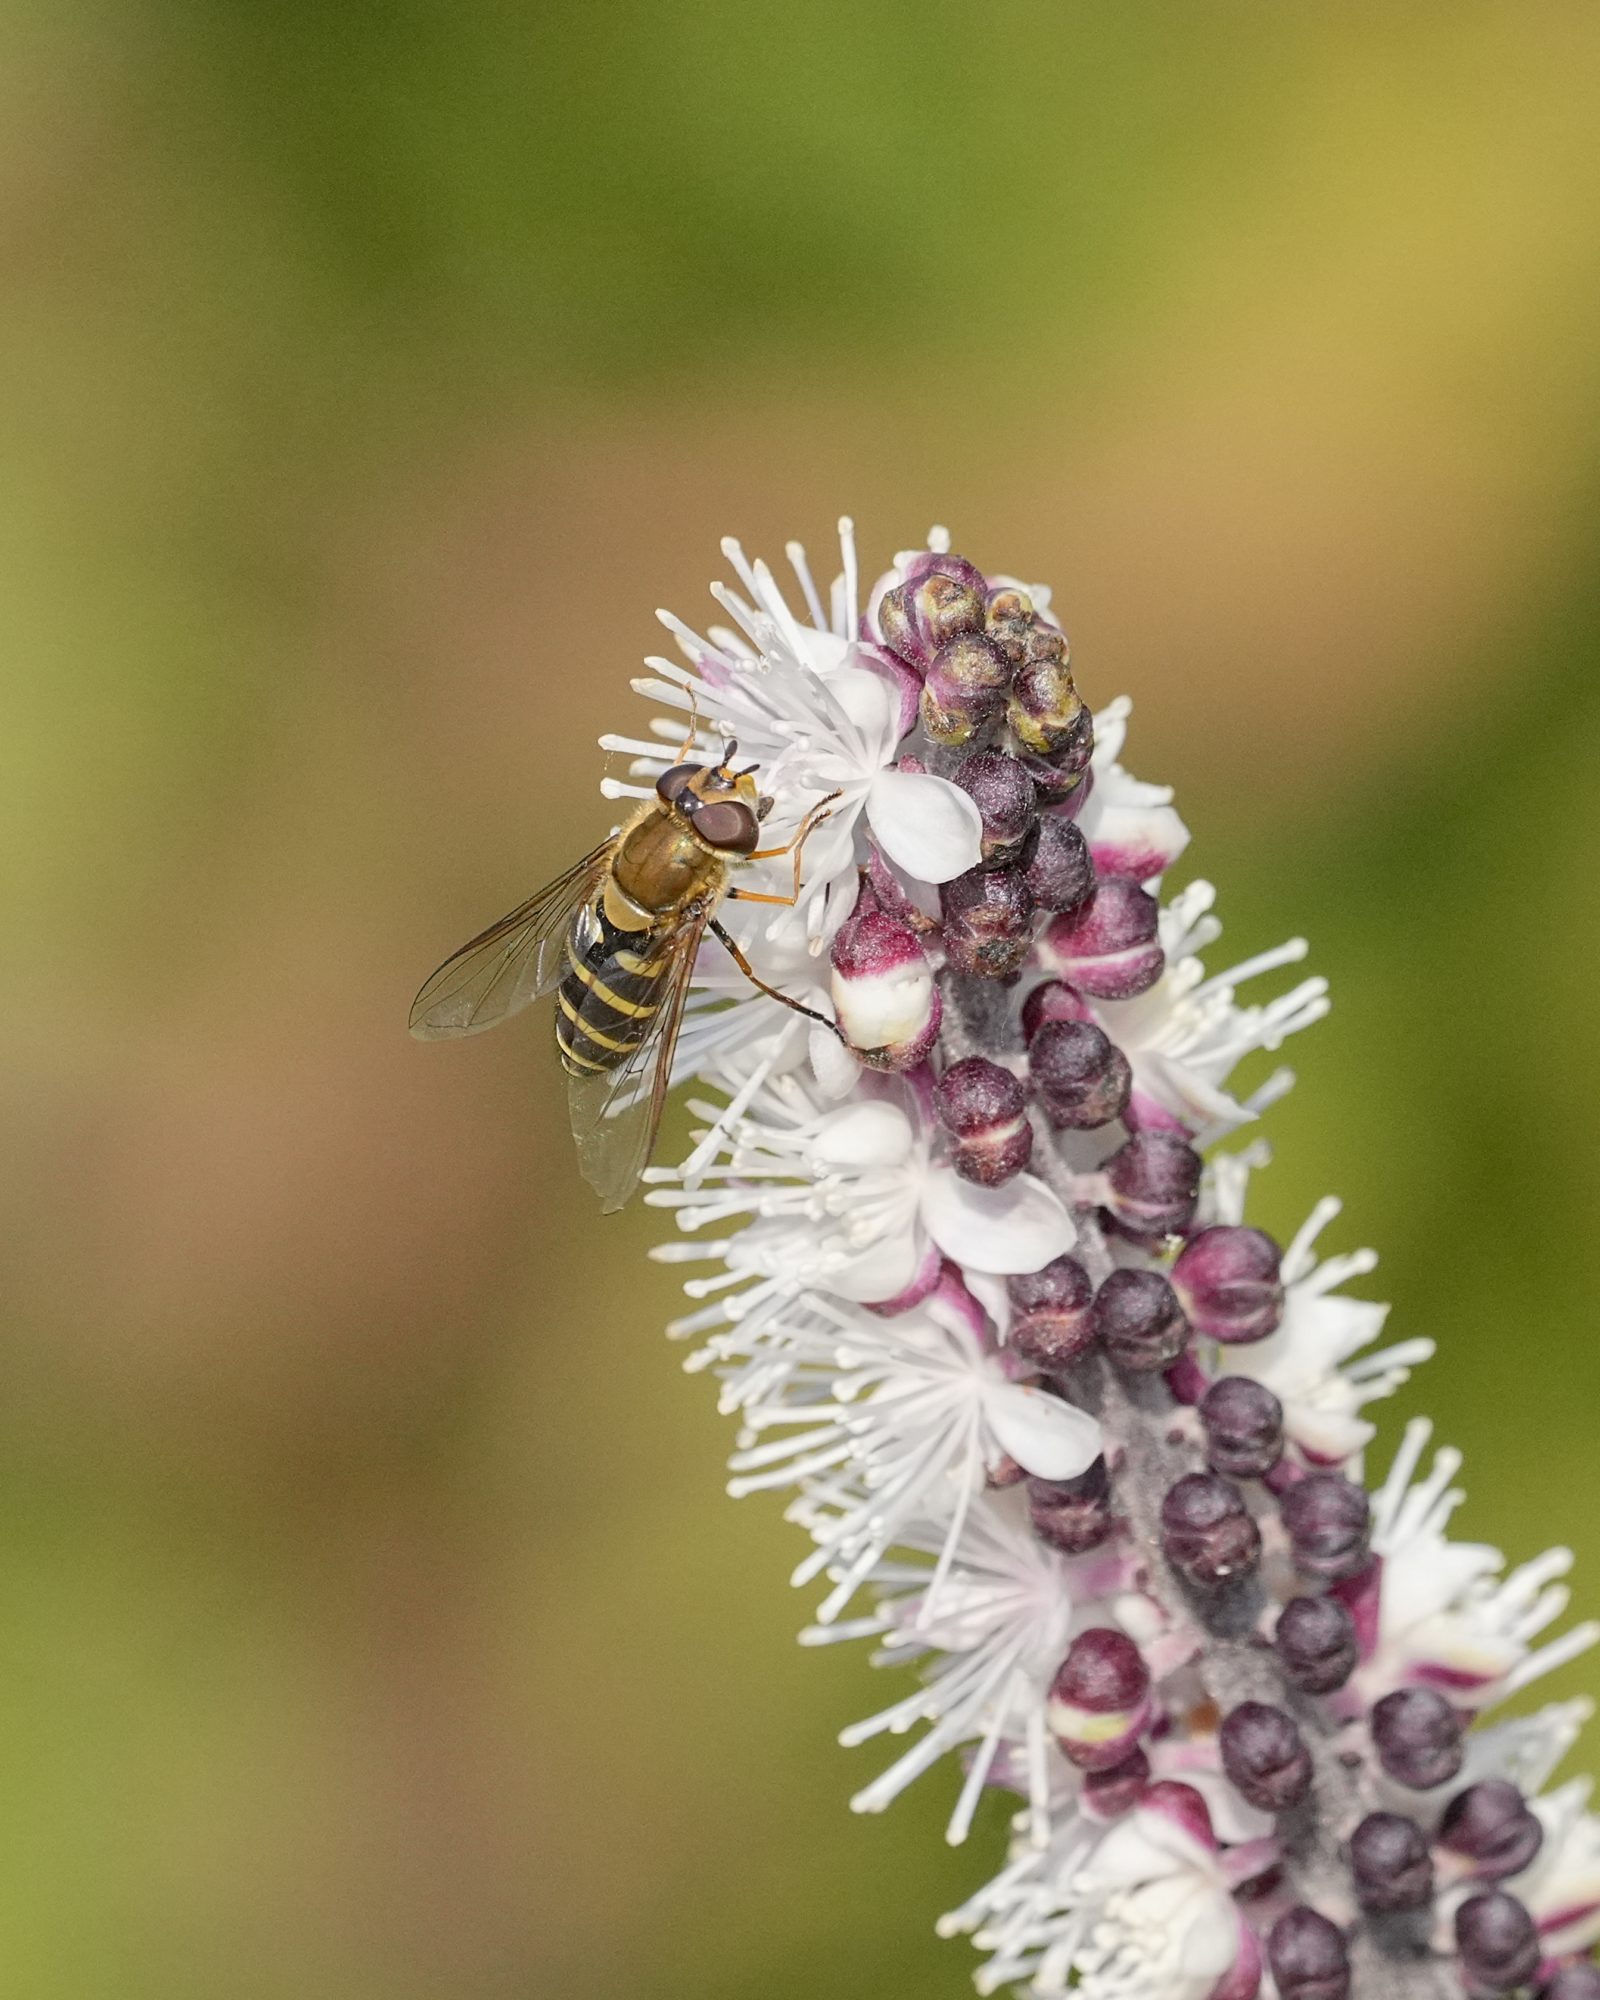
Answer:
[{"xmin": 628, "ymin": 523, "xmax": 1598, "ymax": 2000}]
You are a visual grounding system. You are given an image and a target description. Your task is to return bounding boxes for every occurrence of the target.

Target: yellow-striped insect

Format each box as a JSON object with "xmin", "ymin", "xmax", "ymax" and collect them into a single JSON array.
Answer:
[{"xmin": 409, "ymin": 744, "xmax": 837, "ymax": 1212}]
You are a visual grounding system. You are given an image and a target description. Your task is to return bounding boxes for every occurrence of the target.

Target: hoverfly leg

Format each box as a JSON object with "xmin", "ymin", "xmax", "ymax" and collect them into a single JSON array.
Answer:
[
  {"xmin": 741, "ymin": 790, "xmax": 843, "ymax": 903},
  {"xmin": 708, "ymin": 918, "xmax": 836, "ymax": 1030}
]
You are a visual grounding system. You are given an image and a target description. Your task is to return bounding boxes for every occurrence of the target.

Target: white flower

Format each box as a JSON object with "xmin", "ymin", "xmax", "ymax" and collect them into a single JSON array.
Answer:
[
  {"xmin": 1214, "ymin": 1195, "xmax": 1435, "ymax": 1465},
  {"xmin": 801, "ymin": 1485, "xmax": 1100, "ymax": 1844},
  {"xmin": 1357, "ymin": 1417, "xmax": 1600, "ymax": 1710},
  {"xmin": 1508, "ymin": 1778, "xmax": 1600, "ymax": 1958},
  {"xmin": 647, "ymin": 1069, "xmax": 1077, "ymax": 1316},
  {"xmin": 1093, "ymin": 879, "xmax": 1328, "ymax": 1143},
  {"xmin": 1076, "ymin": 697, "xmax": 1191, "ymax": 886},
  {"xmin": 944, "ymin": 1794, "xmax": 1251, "ymax": 2000},
  {"xmin": 599, "ymin": 521, "xmax": 981, "ymax": 943},
  {"xmin": 705, "ymin": 1279, "xmax": 1102, "ymax": 1630}
]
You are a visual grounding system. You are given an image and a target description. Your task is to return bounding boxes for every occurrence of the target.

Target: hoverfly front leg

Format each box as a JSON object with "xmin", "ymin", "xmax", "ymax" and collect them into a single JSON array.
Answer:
[{"xmin": 727, "ymin": 791, "xmax": 843, "ymax": 907}]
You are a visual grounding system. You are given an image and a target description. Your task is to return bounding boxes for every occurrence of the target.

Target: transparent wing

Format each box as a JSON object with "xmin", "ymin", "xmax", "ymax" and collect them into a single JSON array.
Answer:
[
  {"xmin": 408, "ymin": 839, "xmax": 616, "ymax": 1039},
  {"xmin": 566, "ymin": 909, "xmax": 707, "ymax": 1214}
]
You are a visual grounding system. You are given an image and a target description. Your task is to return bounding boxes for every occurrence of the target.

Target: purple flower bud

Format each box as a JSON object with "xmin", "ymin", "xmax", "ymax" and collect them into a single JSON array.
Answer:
[
  {"xmin": 1542, "ymin": 1966, "xmax": 1600, "ymax": 2000},
  {"xmin": 1007, "ymin": 1255, "xmax": 1097, "ymax": 1371},
  {"xmin": 941, "ymin": 865, "xmax": 1035, "ymax": 979},
  {"xmin": 1199, "ymin": 1375, "xmax": 1284, "ymax": 1479},
  {"xmin": 1029, "ymin": 1019, "xmax": 1133, "ymax": 1130},
  {"xmin": 1350, "ymin": 1811, "xmax": 1434, "ymax": 1913},
  {"xmin": 901, "ymin": 548, "xmax": 988, "ymax": 595},
  {"xmin": 1006, "ymin": 645, "xmax": 1083, "ymax": 752},
  {"xmin": 1017, "ymin": 705, "xmax": 1095, "ymax": 808},
  {"xmin": 874, "ymin": 583, "xmax": 919, "ymax": 666},
  {"xmin": 1171, "ymin": 1226, "xmax": 1285, "ymax": 1344},
  {"xmin": 1371, "ymin": 1686, "xmax": 1465, "ymax": 1791},
  {"xmin": 952, "ymin": 751, "xmax": 1038, "ymax": 868},
  {"xmin": 1021, "ymin": 813, "xmax": 1093, "ymax": 915},
  {"xmin": 934, "ymin": 1056, "xmax": 1033, "ymax": 1187},
  {"xmin": 1039, "ymin": 877, "xmax": 1164, "ymax": 1000},
  {"xmin": 905, "ymin": 569, "xmax": 987, "ymax": 660},
  {"xmin": 1267, "ymin": 1907, "xmax": 1350, "ymax": 2000},
  {"xmin": 1438, "ymin": 1781, "xmax": 1545, "ymax": 1881},
  {"xmin": 1028, "ymin": 1456, "xmax": 1113, "ymax": 1555},
  {"xmin": 1101, "ymin": 1131, "xmax": 1203, "ymax": 1242},
  {"xmin": 1274, "ymin": 1595, "xmax": 1359, "ymax": 1694},
  {"xmin": 829, "ymin": 895, "xmax": 941, "ymax": 1072},
  {"xmin": 1281, "ymin": 1474, "xmax": 1372, "ymax": 1584},
  {"xmin": 1094, "ymin": 1267, "xmax": 1190, "ymax": 1374},
  {"xmin": 1160, "ymin": 1472, "xmax": 1261, "ymax": 1587},
  {"xmin": 983, "ymin": 584, "xmax": 1036, "ymax": 666},
  {"xmin": 1082, "ymin": 1746, "xmax": 1151, "ymax": 1819},
  {"xmin": 1020, "ymin": 978, "xmax": 1093, "ymax": 1042},
  {"xmin": 1047, "ymin": 1627, "xmax": 1152, "ymax": 1771},
  {"xmin": 1219, "ymin": 1701, "xmax": 1313, "ymax": 1811},
  {"xmin": 920, "ymin": 632, "xmax": 1011, "ymax": 745},
  {"xmin": 1455, "ymin": 1891, "xmax": 1541, "ymax": 1998}
]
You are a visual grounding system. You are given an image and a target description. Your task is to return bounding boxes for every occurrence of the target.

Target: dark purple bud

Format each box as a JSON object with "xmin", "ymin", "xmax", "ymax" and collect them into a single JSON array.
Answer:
[
  {"xmin": 1219, "ymin": 1701, "xmax": 1313, "ymax": 1811},
  {"xmin": 874, "ymin": 583, "xmax": 919, "ymax": 666},
  {"xmin": 1199, "ymin": 1376, "xmax": 1284, "ymax": 1479},
  {"xmin": 1082, "ymin": 1746, "xmax": 1150, "ymax": 1819},
  {"xmin": 1160, "ymin": 1472, "xmax": 1261, "ymax": 1587},
  {"xmin": 1274, "ymin": 1595, "xmax": 1359, "ymax": 1695},
  {"xmin": 1028, "ymin": 1456, "xmax": 1112, "ymax": 1555},
  {"xmin": 1007, "ymin": 1256, "xmax": 1097, "ymax": 1371},
  {"xmin": 1371, "ymin": 1686, "xmax": 1465, "ymax": 1792},
  {"xmin": 1542, "ymin": 1967, "xmax": 1600, "ymax": 2000},
  {"xmin": 1029, "ymin": 1019, "xmax": 1133, "ymax": 1130},
  {"xmin": 920, "ymin": 632, "xmax": 1011, "ymax": 746},
  {"xmin": 1007, "ymin": 649, "xmax": 1082, "ymax": 755},
  {"xmin": 1102, "ymin": 1131, "xmax": 1203, "ymax": 1242},
  {"xmin": 952, "ymin": 751, "xmax": 1038, "ymax": 868},
  {"xmin": 1094, "ymin": 1267, "xmax": 1190, "ymax": 1374},
  {"xmin": 900, "ymin": 548, "xmax": 988, "ymax": 595},
  {"xmin": 1017, "ymin": 705, "xmax": 1096, "ymax": 808},
  {"xmin": 1047, "ymin": 1627, "xmax": 1152, "ymax": 1771},
  {"xmin": 1020, "ymin": 978, "xmax": 1093, "ymax": 1042},
  {"xmin": 1439, "ymin": 1781, "xmax": 1545, "ymax": 1881},
  {"xmin": 1172, "ymin": 1227, "xmax": 1285, "ymax": 1344},
  {"xmin": 1267, "ymin": 1907, "xmax": 1350, "ymax": 2000},
  {"xmin": 905, "ymin": 569, "xmax": 986, "ymax": 661},
  {"xmin": 934, "ymin": 1056, "xmax": 1033, "ymax": 1187},
  {"xmin": 983, "ymin": 585, "xmax": 1036, "ymax": 665},
  {"xmin": 1022, "ymin": 814, "xmax": 1093, "ymax": 915},
  {"xmin": 1455, "ymin": 1891, "xmax": 1541, "ymax": 1998},
  {"xmin": 1039, "ymin": 877, "xmax": 1164, "ymax": 1000},
  {"xmin": 1350, "ymin": 1811, "xmax": 1434, "ymax": 1913},
  {"xmin": 1281, "ymin": 1474, "xmax": 1371, "ymax": 1584},
  {"xmin": 941, "ymin": 865, "xmax": 1035, "ymax": 979}
]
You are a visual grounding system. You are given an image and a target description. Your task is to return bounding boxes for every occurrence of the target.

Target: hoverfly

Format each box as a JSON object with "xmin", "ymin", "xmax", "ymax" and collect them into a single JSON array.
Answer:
[{"xmin": 409, "ymin": 736, "xmax": 839, "ymax": 1212}]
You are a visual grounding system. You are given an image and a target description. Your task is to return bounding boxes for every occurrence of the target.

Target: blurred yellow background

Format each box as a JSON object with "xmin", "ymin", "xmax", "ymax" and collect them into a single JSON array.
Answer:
[{"xmin": 3, "ymin": 5, "xmax": 1599, "ymax": 1995}]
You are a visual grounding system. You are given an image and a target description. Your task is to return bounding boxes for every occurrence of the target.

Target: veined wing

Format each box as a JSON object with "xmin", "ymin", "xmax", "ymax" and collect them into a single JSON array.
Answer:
[
  {"xmin": 566, "ymin": 904, "xmax": 709, "ymax": 1213},
  {"xmin": 409, "ymin": 838, "xmax": 616, "ymax": 1039}
]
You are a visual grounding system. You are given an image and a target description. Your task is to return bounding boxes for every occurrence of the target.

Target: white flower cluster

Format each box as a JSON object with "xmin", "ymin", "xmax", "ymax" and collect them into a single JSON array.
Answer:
[{"xmin": 617, "ymin": 524, "xmax": 1599, "ymax": 1999}]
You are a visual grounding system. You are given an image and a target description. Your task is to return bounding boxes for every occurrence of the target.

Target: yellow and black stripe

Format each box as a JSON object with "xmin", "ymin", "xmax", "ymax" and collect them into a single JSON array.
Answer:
[{"xmin": 554, "ymin": 914, "xmax": 672, "ymax": 1076}]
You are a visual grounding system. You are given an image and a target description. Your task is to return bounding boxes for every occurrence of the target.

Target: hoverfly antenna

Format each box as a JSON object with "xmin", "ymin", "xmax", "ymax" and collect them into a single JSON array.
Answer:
[
  {"xmin": 720, "ymin": 737, "xmax": 738, "ymax": 768},
  {"xmin": 736, "ymin": 760, "xmax": 759, "ymax": 777}
]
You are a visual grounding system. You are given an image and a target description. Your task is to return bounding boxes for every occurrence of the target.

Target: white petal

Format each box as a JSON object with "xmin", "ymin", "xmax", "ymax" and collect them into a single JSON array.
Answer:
[
  {"xmin": 827, "ymin": 1229, "xmax": 924, "ymax": 1304},
  {"xmin": 983, "ymin": 1379, "xmax": 1102, "ymax": 1481},
  {"xmin": 865, "ymin": 770, "xmax": 983, "ymax": 883},
  {"xmin": 811, "ymin": 1099, "xmax": 917, "ymax": 1171},
  {"xmin": 920, "ymin": 1166, "xmax": 1076, "ymax": 1274},
  {"xmin": 809, "ymin": 1023, "xmax": 862, "ymax": 1099}
]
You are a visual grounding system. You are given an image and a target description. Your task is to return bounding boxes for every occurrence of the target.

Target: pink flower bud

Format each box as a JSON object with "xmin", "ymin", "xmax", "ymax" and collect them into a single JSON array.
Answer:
[
  {"xmin": 933, "ymin": 1056, "xmax": 1032, "ymax": 1186},
  {"xmin": 1038, "ymin": 876, "xmax": 1164, "ymax": 999},
  {"xmin": 829, "ymin": 896, "xmax": 941, "ymax": 1072},
  {"xmin": 1021, "ymin": 978, "xmax": 1093, "ymax": 1042},
  {"xmin": 1102, "ymin": 1131, "xmax": 1203, "ymax": 1242},
  {"xmin": 1172, "ymin": 1227, "xmax": 1285, "ymax": 1344},
  {"xmin": 1047, "ymin": 1628, "xmax": 1153, "ymax": 1771}
]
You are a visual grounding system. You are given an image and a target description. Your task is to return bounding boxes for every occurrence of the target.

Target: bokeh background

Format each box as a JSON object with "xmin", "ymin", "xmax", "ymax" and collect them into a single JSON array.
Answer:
[{"xmin": 3, "ymin": 4, "xmax": 1599, "ymax": 1996}]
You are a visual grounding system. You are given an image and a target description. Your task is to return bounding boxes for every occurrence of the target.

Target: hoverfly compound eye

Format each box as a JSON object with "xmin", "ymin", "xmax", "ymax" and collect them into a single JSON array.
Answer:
[
  {"xmin": 688, "ymin": 798, "xmax": 761, "ymax": 854},
  {"xmin": 655, "ymin": 762, "xmax": 701, "ymax": 804}
]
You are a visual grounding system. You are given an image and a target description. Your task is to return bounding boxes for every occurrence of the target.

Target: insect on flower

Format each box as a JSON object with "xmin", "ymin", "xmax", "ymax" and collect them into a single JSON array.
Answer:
[{"xmin": 409, "ymin": 730, "xmax": 839, "ymax": 1212}]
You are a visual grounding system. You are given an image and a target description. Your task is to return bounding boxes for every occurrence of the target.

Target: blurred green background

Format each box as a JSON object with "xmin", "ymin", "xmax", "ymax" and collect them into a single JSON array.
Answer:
[{"xmin": 2, "ymin": 4, "xmax": 1599, "ymax": 1995}]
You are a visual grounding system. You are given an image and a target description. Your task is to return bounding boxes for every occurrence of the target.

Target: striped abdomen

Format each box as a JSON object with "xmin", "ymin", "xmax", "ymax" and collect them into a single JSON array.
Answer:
[{"xmin": 555, "ymin": 907, "xmax": 673, "ymax": 1076}]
